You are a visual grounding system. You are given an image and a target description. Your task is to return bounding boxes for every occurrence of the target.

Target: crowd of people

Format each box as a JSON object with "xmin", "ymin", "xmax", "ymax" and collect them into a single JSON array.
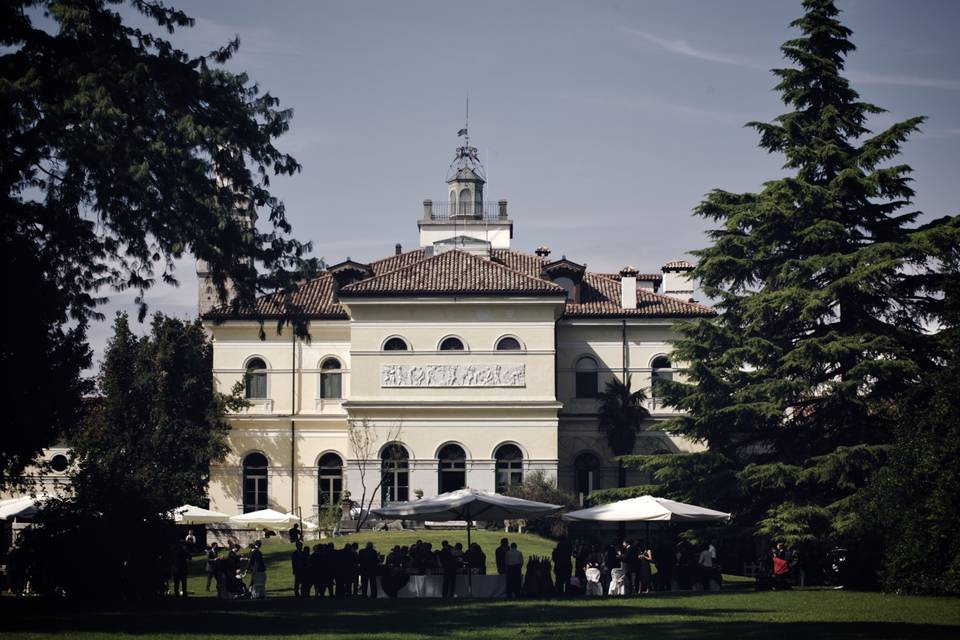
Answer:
[
  {"xmin": 548, "ymin": 537, "xmax": 723, "ymax": 596},
  {"xmin": 285, "ymin": 538, "xmax": 498, "ymax": 599},
  {"xmin": 4, "ymin": 528, "xmax": 799, "ymax": 599},
  {"xmin": 184, "ymin": 528, "xmax": 730, "ymax": 600},
  {"xmin": 194, "ymin": 539, "xmax": 269, "ymax": 599}
]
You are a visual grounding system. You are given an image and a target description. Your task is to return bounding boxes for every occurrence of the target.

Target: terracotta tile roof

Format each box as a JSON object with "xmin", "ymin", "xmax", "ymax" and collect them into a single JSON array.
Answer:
[
  {"xmin": 339, "ymin": 250, "xmax": 564, "ymax": 296},
  {"xmin": 204, "ymin": 272, "xmax": 348, "ymax": 320},
  {"xmin": 206, "ymin": 247, "xmax": 713, "ymax": 320},
  {"xmin": 564, "ymin": 273, "xmax": 714, "ymax": 318}
]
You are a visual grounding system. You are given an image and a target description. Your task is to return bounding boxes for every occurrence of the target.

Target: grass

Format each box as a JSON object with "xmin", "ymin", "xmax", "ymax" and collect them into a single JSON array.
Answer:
[{"xmin": 3, "ymin": 531, "xmax": 959, "ymax": 640}]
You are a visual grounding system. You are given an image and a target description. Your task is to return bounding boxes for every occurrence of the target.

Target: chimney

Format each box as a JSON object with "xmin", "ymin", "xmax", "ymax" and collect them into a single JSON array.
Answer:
[
  {"xmin": 395, "ymin": 243, "xmax": 402, "ymax": 255},
  {"xmin": 498, "ymin": 199, "xmax": 508, "ymax": 219},
  {"xmin": 422, "ymin": 199, "xmax": 433, "ymax": 220},
  {"xmin": 535, "ymin": 246, "xmax": 551, "ymax": 258},
  {"xmin": 661, "ymin": 260, "xmax": 695, "ymax": 299},
  {"xmin": 619, "ymin": 265, "xmax": 638, "ymax": 309}
]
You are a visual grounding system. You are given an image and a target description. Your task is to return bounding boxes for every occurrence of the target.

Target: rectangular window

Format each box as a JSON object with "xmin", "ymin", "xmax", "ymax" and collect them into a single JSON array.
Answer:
[
  {"xmin": 246, "ymin": 373, "xmax": 267, "ymax": 399},
  {"xmin": 575, "ymin": 372, "xmax": 598, "ymax": 398},
  {"xmin": 320, "ymin": 372, "xmax": 342, "ymax": 399}
]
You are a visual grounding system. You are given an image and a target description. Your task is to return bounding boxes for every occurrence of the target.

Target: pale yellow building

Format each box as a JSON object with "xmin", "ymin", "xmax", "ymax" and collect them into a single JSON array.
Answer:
[{"xmin": 202, "ymin": 137, "xmax": 712, "ymax": 518}]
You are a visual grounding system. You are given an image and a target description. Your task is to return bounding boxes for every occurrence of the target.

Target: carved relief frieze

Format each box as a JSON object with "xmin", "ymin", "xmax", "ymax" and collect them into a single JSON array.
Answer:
[{"xmin": 381, "ymin": 364, "xmax": 525, "ymax": 388}]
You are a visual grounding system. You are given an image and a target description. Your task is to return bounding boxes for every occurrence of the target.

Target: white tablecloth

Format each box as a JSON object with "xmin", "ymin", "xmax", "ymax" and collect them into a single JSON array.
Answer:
[{"xmin": 377, "ymin": 574, "xmax": 506, "ymax": 598}]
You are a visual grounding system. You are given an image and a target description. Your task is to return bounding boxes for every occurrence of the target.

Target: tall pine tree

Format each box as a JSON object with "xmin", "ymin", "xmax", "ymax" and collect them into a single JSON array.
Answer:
[{"xmin": 647, "ymin": 0, "xmax": 960, "ymax": 576}]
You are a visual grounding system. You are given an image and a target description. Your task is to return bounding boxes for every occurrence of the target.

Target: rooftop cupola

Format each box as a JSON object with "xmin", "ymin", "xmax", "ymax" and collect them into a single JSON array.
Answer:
[
  {"xmin": 446, "ymin": 139, "xmax": 485, "ymax": 218},
  {"xmin": 420, "ymin": 120, "xmax": 512, "ymax": 249}
]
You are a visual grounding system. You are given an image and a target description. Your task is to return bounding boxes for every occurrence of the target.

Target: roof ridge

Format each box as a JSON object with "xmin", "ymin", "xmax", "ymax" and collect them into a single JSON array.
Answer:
[
  {"xmin": 636, "ymin": 286, "xmax": 713, "ymax": 313},
  {"xmin": 493, "ymin": 247, "xmax": 548, "ymax": 262},
  {"xmin": 343, "ymin": 249, "xmax": 564, "ymax": 292},
  {"xmin": 484, "ymin": 251, "xmax": 565, "ymax": 288},
  {"xmin": 368, "ymin": 247, "xmax": 425, "ymax": 268},
  {"xmin": 342, "ymin": 249, "xmax": 444, "ymax": 287}
]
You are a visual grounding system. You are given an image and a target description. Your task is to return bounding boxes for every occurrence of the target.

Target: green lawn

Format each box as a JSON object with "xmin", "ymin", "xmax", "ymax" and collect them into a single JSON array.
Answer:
[{"xmin": 3, "ymin": 531, "xmax": 958, "ymax": 640}]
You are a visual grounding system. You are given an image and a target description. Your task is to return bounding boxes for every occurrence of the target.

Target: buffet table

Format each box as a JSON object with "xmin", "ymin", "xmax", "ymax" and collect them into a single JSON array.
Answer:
[{"xmin": 377, "ymin": 574, "xmax": 506, "ymax": 598}]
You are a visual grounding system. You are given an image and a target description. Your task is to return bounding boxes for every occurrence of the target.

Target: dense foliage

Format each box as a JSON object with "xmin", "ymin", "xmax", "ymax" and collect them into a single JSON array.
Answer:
[
  {"xmin": 633, "ymin": 0, "xmax": 960, "ymax": 588},
  {"xmin": 867, "ymin": 252, "xmax": 960, "ymax": 594},
  {"xmin": 17, "ymin": 312, "xmax": 243, "ymax": 599},
  {"xmin": 0, "ymin": 0, "xmax": 317, "ymax": 486}
]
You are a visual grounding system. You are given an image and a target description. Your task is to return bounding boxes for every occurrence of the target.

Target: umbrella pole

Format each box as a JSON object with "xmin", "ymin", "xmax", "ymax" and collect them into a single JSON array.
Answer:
[{"xmin": 466, "ymin": 507, "xmax": 473, "ymax": 597}]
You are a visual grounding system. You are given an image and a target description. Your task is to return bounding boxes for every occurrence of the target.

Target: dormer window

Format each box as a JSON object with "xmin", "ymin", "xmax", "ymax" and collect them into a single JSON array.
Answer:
[
  {"xmin": 328, "ymin": 259, "xmax": 374, "ymax": 292},
  {"xmin": 542, "ymin": 257, "xmax": 586, "ymax": 303},
  {"xmin": 554, "ymin": 277, "xmax": 575, "ymax": 300}
]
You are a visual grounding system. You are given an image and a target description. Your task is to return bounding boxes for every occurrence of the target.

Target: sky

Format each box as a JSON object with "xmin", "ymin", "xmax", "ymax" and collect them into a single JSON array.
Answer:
[{"xmin": 86, "ymin": 0, "xmax": 960, "ymax": 368}]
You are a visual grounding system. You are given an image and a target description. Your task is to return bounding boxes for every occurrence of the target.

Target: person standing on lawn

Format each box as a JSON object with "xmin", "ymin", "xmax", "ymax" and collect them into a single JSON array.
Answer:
[
  {"xmin": 308, "ymin": 544, "xmax": 324, "ymax": 597},
  {"xmin": 638, "ymin": 543, "xmax": 653, "ymax": 594},
  {"xmin": 288, "ymin": 523, "xmax": 302, "ymax": 544},
  {"xmin": 505, "ymin": 542, "xmax": 524, "ymax": 598},
  {"xmin": 359, "ymin": 542, "xmax": 380, "ymax": 598},
  {"xmin": 439, "ymin": 540, "xmax": 458, "ymax": 599},
  {"xmin": 334, "ymin": 542, "xmax": 354, "ymax": 597},
  {"xmin": 170, "ymin": 541, "xmax": 190, "ymax": 597},
  {"xmin": 698, "ymin": 543, "xmax": 716, "ymax": 590},
  {"xmin": 248, "ymin": 541, "xmax": 267, "ymax": 599},
  {"xmin": 496, "ymin": 538, "xmax": 509, "ymax": 575},
  {"xmin": 290, "ymin": 541, "xmax": 304, "ymax": 597},
  {"xmin": 204, "ymin": 542, "xmax": 219, "ymax": 592},
  {"xmin": 552, "ymin": 536, "xmax": 573, "ymax": 595}
]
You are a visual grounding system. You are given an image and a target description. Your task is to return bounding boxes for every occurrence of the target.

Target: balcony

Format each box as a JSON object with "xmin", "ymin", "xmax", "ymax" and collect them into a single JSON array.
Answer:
[{"xmin": 422, "ymin": 200, "xmax": 508, "ymax": 221}]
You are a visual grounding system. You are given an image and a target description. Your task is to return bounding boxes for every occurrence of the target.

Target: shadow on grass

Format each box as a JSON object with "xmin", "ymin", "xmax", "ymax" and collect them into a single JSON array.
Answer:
[{"xmin": 2, "ymin": 596, "xmax": 958, "ymax": 640}]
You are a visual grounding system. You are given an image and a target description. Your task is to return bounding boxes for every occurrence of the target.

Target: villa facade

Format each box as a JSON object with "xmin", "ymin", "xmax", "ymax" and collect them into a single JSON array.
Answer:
[{"xmin": 202, "ymin": 137, "xmax": 712, "ymax": 519}]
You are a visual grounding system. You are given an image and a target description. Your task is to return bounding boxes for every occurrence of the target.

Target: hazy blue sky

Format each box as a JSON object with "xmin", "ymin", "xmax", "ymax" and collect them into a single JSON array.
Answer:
[{"xmin": 88, "ymin": 0, "xmax": 960, "ymax": 365}]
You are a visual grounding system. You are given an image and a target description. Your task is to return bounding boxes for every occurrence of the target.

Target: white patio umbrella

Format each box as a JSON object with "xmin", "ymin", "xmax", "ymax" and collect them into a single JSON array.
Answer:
[
  {"xmin": 373, "ymin": 488, "xmax": 563, "ymax": 595},
  {"xmin": 170, "ymin": 504, "xmax": 231, "ymax": 525},
  {"xmin": 228, "ymin": 508, "xmax": 302, "ymax": 531},
  {"xmin": 372, "ymin": 488, "xmax": 563, "ymax": 547},
  {"xmin": 0, "ymin": 495, "xmax": 47, "ymax": 521},
  {"xmin": 562, "ymin": 495, "xmax": 731, "ymax": 523}
]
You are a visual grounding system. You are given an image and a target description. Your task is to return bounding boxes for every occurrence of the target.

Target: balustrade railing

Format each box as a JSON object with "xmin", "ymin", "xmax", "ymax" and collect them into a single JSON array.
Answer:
[{"xmin": 422, "ymin": 200, "xmax": 508, "ymax": 221}]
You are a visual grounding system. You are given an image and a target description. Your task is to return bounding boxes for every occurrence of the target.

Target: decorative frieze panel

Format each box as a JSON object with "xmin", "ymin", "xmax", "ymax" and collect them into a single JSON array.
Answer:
[{"xmin": 381, "ymin": 364, "xmax": 525, "ymax": 388}]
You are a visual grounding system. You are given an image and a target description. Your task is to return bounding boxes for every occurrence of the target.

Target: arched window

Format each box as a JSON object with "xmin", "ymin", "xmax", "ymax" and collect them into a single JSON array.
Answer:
[
  {"xmin": 383, "ymin": 337, "xmax": 409, "ymax": 351},
  {"xmin": 381, "ymin": 443, "xmax": 409, "ymax": 504},
  {"xmin": 575, "ymin": 356, "xmax": 599, "ymax": 399},
  {"xmin": 496, "ymin": 336, "xmax": 522, "ymax": 351},
  {"xmin": 245, "ymin": 358, "xmax": 268, "ymax": 399},
  {"xmin": 495, "ymin": 444, "xmax": 524, "ymax": 493},
  {"xmin": 439, "ymin": 336, "xmax": 465, "ymax": 351},
  {"xmin": 437, "ymin": 444, "xmax": 466, "ymax": 494},
  {"xmin": 320, "ymin": 357, "xmax": 343, "ymax": 399},
  {"xmin": 318, "ymin": 452, "xmax": 343, "ymax": 508},
  {"xmin": 553, "ymin": 276, "xmax": 575, "ymax": 300},
  {"xmin": 49, "ymin": 454, "xmax": 69, "ymax": 473},
  {"xmin": 458, "ymin": 188, "xmax": 472, "ymax": 215},
  {"xmin": 243, "ymin": 452, "xmax": 269, "ymax": 513},
  {"xmin": 574, "ymin": 452, "xmax": 601, "ymax": 502},
  {"xmin": 651, "ymin": 356, "xmax": 673, "ymax": 403}
]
